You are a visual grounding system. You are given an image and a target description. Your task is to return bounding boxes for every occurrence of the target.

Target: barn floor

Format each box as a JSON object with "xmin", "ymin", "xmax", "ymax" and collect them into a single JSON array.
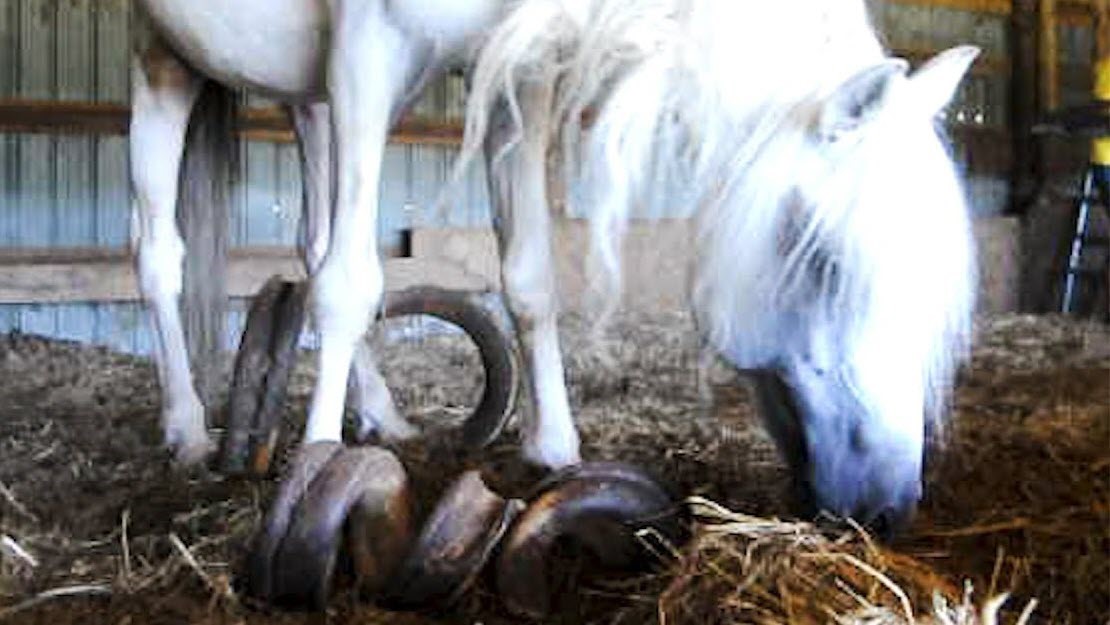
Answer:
[{"xmin": 0, "ymin": 312, "xmax": 1105, "ymax": 624}]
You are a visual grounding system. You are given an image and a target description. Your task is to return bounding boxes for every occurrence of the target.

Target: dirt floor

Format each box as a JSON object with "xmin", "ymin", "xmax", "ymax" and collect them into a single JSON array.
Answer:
[{"xmin": 0, "ymin": 311, "xmax": 1105, "ymax": 624}]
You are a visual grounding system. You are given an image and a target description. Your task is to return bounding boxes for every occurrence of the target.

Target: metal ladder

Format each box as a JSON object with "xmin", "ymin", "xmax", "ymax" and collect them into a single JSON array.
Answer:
[{"xmin": 1061, "ymin": 165, "xmax": 1110, "ymax": 314}]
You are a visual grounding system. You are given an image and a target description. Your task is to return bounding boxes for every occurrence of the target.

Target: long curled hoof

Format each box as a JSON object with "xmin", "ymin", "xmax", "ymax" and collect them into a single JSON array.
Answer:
[
  {"xmin": 496, "ymin": 462, "xmax": 687, "ymax": 619},
  {"xmin": 220, "ymin": 281, "xmax": 520, "ymax": 477},
  {"xmin": 244, "ymin": 442, "xmax": 412, "ymax": 610},
  {"xmin": 381, "ymin": 287, "xmax": 520, "ymax": 449},
  {"xmin": 383, "ymin": 471, "xmax": 524, "ymax": 610},
  {"xmin": 220, "ymin": 276, "xmax": 307, "ymax": 477}
]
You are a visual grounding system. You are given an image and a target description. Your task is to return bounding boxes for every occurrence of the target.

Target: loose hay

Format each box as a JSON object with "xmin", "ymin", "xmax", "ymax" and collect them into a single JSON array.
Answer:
[
  {"xmin": 0, "ymin": 313, "xmax": 1104, "ymax": 624},
  {"xmin": 652, "ymin": 498, "xmax": 1032, "ymax": 625}
]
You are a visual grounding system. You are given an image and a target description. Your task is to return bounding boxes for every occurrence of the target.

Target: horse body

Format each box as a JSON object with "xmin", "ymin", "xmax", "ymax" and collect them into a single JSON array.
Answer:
[
  {"xmin": 139, "ymin": 0, "xmax": 329, "ymax": 100},
  {"xmin": 138, "ymin": 0, "xmax": 498, "ymax": 100},
  {"xmin": 132, "ymin": 0, "xmax": 976, "ymax": 534}
]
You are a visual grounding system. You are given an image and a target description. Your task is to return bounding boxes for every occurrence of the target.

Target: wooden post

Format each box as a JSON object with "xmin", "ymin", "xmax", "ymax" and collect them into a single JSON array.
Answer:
[
  {"xmin": 1095, "ymin": 0, "xmax": 1109, "ymax": 60},
  {"xmin": 1039, "ymin": 0, "xmax": 1060, "ymax": 113},
  {"xmin": 1009, "ymin": 0, "xmax": 1040, "ymax": 212}
]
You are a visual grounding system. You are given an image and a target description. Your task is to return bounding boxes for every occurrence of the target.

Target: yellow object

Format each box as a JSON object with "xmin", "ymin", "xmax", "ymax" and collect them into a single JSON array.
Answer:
[{"xmin": 1093, "ymin": 56, "xmax": 1110, "ymax": 165}]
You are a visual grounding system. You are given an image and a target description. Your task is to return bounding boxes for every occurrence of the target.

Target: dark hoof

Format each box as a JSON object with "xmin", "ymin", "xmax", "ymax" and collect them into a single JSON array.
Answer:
[
  {"xmin": 245, "ymin": 443, "xmax": 412, "ymax": 610},
  {"xmin": 496, "ymin": 462, "xmax": 687, "ymax": 618},
  {"xmin": 221, "ymin": 276, "xmax": 308, "ymax": 476},
  {"xmin": 382, "ymin": 287, "xmax": 519, "ymax": 449},
  {"xmin": 383, "ymin": 470, "xmax": 524, "ymax": 610},
  {"xmin": 244, "ymin": 441, "xmax": 342, "ymax": 602}
]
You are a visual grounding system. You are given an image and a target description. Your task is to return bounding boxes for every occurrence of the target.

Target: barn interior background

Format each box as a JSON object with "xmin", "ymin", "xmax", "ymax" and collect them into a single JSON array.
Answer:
[
  {"xmin": 0, "ymin": 0, "xmax": 1105, "ymax": 353},
  {"xmin": 0, "ymin": 2, "xmax": 1106, "ymax": 625}
]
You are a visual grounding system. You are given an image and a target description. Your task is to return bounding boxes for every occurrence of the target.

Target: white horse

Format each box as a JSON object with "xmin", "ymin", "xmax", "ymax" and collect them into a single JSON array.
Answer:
[{"xmin": 133, "ymin": 0, "xmax": 976, "ymax": 533}]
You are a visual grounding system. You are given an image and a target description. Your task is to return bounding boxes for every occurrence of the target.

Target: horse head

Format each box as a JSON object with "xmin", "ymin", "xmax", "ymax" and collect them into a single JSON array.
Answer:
[{"xmin": 707, "ymin": 46, "xmax": 980, "ymax": 538}]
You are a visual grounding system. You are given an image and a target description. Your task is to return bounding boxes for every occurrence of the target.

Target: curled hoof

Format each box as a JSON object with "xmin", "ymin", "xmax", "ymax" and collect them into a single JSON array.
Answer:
[
  {"xmin": 381, "ymin": 287, "xmax": 519, "ymax": 449},
  {"xmin": 383, "ymin": 471, "xmax": 524, "ymax": 610},
  {"xmin": 496, "ymin": 462, "xmax": 687, "ymax": 619},
  {"xmin": 221, "ymin": 282, "xmax": 520, "ymax": 477},
  {"xmin": 244, "ymin": 442, "xmax": 412, "ymax": 609},
  {"xmin": 221, "ymin": 276, "xmax": 308, "ymax": 477}
]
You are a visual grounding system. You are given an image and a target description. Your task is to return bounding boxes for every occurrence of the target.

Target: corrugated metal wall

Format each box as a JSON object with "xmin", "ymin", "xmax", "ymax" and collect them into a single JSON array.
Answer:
[
  {"xmin": 0, "ymin": 1, "xmax": 1098, "ymax": 351},
  {"xmin": 0, "ymin": 0, "xmax": 494, "ymax": 353}
]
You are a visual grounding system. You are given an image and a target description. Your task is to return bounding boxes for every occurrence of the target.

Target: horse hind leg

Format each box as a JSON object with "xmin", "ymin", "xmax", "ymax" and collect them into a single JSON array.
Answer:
[
  {"xmin": 485, "ymin": 89, "xmax": 581, "ymax": 469},
  {"xmin": 289, "ymin": 102, "xmax": 415, "ymax": 442},
  {"xmin": 130, "ymin": 41, "xmax": 209, "ymax": 465}
]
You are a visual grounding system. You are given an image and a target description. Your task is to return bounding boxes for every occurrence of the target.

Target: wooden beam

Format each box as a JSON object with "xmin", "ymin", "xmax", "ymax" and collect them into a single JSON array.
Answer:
[
  {"xmin": 0, "ymin": 100, "xmax": 1042, "ymax": 180},
  {"xmin": 1095, "ymin": 0, "xmax": 1109, "ymax": 59},
  {"xmin": 0, "ymin": 217, "xmax": 1030, "ymax": 315},
  {"xmin": 1010, "ymin": 0, "xmax": 1041, "ymax": 212},
  {"xmin": 0, "ymin": 100, "xmax": 464, "ymax": 146},
  {"xmin": 884, "ymin": 0, "xmax": 1011, "ymax": 15},
  {"xmin": 885, "ymin": 0, "xmax": 1101, "ymax": 19},
  {"xmin": 1040, "ymin": 0, "xmax": 1061, "ymax": 113},
  {"xmin": 415, "ymin": 219, "xmax": 1023, "ymax": 314},
  {"xmin": 0, "ymin": 247, "xmax": 491, "ymax": 304}
]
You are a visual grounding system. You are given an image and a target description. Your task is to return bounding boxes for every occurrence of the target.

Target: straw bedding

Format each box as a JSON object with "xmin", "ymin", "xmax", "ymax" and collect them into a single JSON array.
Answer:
[{"xmin": 0, "ymin": 312, "xmax": 1104, "ymax": 624}]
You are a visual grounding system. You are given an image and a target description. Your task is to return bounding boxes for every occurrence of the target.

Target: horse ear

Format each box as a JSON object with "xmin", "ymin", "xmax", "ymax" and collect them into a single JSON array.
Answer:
[
  {"xmin": 817, "ymin": 59, "xmax": 908, "ymax": 142},
  {"xmin": 907, "ymin": 45, "xmax": 981, "ymax": 117}
]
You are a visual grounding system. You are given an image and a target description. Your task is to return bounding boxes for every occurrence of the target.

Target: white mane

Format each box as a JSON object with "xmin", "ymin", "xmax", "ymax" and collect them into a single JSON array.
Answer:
[{"xmin": 458, "ymin": 0, "xmax": 974, "ymax": 431}]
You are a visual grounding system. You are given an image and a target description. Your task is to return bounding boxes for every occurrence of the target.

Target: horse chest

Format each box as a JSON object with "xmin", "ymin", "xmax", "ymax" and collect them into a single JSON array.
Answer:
[{"xmin": 138, "ymin": 0, "xmax": 330, "ymax": 100}]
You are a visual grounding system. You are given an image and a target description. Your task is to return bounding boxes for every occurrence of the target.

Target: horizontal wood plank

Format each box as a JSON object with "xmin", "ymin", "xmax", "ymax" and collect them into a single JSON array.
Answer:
[
  {"xmin": 0, "ymin": 100, "xmax": 464, "ymax": 146},
  {"xmin": 0, "ymin": 99, "xmax": 1031, "ymax": 176},
  {"xmin": 0, "ymin": 216, "xmax": 1020, "ymax": 313},
  {"xmin": 0, "ymin": 247, "xmax": 491, "ymax": 304},
  {"xmin": 885, "ymin": 0, "xmax": 1100, "ymax": 20},
  {"xmin": 415, "ymin": 218, "xmax": 1022, "ymax": 314}
]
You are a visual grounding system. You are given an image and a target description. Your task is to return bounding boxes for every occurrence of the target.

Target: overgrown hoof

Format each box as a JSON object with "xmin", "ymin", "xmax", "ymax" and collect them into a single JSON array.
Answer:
[
  {"xmin": 220, "ymin": 276, "xmax": 307, "ymax": 477},
  {"xmin": 496, "ymin": 462, "xmax": 688, "ymax": 619},
  {"xmin": 245, "ymin": 457, "xmax": 685, "ymax": 615},
  {"xmin": 220, "ymin": 280, "xmax": 520, "ymax": 477},
  {"xmin": 244, "ymin": 442, "xmax": 412, "ymax": 609},
  {"xmin": 381, "ymin": 287, "xmax": 520, "ymax": 449},
  {"xmin": 382, "ymin": 471, "xmax": 524, "ymax": 610}
]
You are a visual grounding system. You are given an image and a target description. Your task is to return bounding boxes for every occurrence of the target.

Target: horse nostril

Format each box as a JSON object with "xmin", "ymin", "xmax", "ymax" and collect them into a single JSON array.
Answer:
[
  {"xmin": 866, "ymin": 509, "xmax": 896, "ymax": 542},
  {"xmin": 863, "ymin": 504, "xmax": 915, "ymax": 542}
]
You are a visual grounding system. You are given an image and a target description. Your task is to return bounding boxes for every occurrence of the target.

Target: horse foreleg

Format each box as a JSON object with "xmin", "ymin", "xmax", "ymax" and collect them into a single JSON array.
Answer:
[
  {"xmin": 302, "ymin": 6, "xmax": 416, "ymax": 444},
  {"xmin": 290, "ymin": 101, "xmax": 416, "ymax": 443},
  {"xmin": 130, "ymin": 41, "xmax": 208, "ymax": 464},
  {"xmin": 485, "ymin": 92, "xmax": 581, "ymax": 469}
]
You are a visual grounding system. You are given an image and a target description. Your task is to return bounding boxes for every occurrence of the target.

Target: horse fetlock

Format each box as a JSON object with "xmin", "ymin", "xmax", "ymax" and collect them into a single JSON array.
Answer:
[
  {"xmin": 355, "ymin": 406, "xmax": 418, "ymax": 443},
  {"xmin": 521, "ymin": 419, "xmax": 581, "ymax": 470},
  {"xmin": 163, "ymin": 398, "xmax": 212, "ymax": 465},
  {"xmin": 351, "ymin": 387, "xmax": 417, "ymax": 442}
]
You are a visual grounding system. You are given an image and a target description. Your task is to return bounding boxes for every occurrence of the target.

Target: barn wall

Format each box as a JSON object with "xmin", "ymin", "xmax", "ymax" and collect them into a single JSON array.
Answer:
[
  {"xmin": 0, "ymin": 0, "xmax": 496, "ymax": 353},
  {"xmin": 0, "ymin": 0, "xmax": 1082, "ymax": 353}
]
